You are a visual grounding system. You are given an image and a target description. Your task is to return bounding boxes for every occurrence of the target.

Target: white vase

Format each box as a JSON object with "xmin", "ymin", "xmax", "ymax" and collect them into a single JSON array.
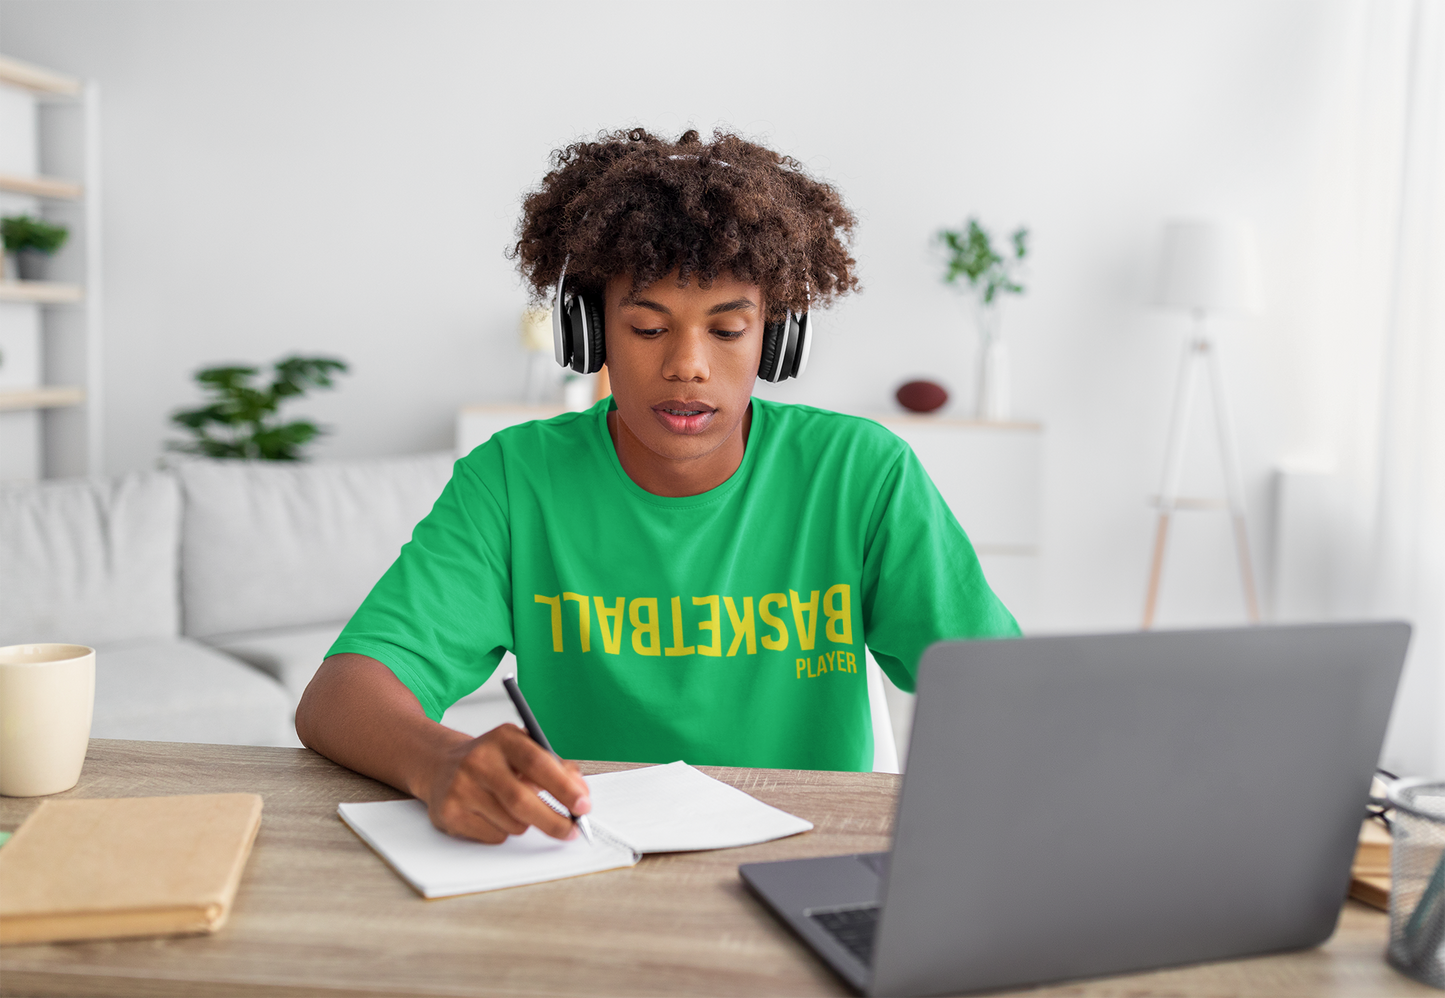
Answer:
[{"xmin": 974, "ymin": 306, "xmax": 1011, "ymax": 421}]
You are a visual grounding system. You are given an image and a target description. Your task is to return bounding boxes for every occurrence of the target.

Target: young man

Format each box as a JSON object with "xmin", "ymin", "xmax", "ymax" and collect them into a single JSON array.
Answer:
[{"xmin": 296, "ymin": 128, "xmax": 1018, "ymax": 845}]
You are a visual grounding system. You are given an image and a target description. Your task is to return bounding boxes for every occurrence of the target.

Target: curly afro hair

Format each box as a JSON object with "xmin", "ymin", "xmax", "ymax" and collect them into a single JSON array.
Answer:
[{"xmin": 511, "ymin": 128, "xmax": 859, "ymax": 319}]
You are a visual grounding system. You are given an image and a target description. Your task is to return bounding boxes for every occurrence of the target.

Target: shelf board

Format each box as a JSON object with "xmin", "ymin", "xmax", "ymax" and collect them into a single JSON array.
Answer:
[
  {"xmin": 871, "ymin": 412, "xmax": 1043, "ymax": 432},
  {"xmin": 0, "ymin": 385, "xmax": 85, "ymax": 412},
  {"xmin": 0, "ymin": 172, "xmax": 83, "ymax": 200},
  {"xmin": 0, "ymin": 280, "xmax": 83, "ymax": 304},
  {"xmin": 0, "ymin": 55, "xmax": 82, "ymax": 97}
]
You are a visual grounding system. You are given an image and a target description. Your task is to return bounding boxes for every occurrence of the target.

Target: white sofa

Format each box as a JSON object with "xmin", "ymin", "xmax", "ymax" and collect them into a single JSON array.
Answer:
[{"xmin": 0, "ymin": 452, "xmax": 520, "ymax": 747}]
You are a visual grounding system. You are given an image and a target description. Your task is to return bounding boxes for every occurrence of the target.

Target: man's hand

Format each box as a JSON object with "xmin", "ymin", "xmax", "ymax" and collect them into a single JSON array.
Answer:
[
  {"xmin": 422, "ymin": 723, "xmax": 592, "ymax": 844},
  {"xmin": 296, "ymin": 654, "xmax": 592, "ymax": 845}
]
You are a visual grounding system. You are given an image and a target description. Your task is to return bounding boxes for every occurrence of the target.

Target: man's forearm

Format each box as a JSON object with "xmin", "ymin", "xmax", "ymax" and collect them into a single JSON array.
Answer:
[{"xmin": 295, "ymin": 653, "xmax": 469, "ymax": 800}]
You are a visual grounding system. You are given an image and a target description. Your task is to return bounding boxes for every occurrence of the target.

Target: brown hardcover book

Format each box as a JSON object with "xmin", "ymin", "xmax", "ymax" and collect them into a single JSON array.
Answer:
[
  {"xmin": 0, "ymin": 793, "xmax": 262, "ymax": 945},
  {"xmin": 1348, "ymin": 819, "xmax": 1392, "ymax": 911},
  {"xmin": 1349, "ymin": 873, "xmax": 1390, "ymax": 910},
  {"xmin": 1352, "ymin": 819, "xmax": 1392, "ymax": 875}
]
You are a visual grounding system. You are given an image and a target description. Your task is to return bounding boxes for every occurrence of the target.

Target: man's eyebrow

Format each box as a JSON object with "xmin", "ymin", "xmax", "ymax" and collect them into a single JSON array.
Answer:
[
  {"xmin": 618, "ymin": 296, "xmax": 758, "ymax": 316},
  {"xmin": 620, "ymin": 296, "xmax": 671, "ymax": 314},
  {"xmin": 706, "ymin": 298, "xmax": 758, "ymax": 316}
]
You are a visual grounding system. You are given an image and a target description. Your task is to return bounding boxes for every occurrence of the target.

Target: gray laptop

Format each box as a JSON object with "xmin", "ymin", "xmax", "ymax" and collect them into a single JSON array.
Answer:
[{"xmin": 740, "ymin": 622, "xmax": 1411, "ymax": 996}]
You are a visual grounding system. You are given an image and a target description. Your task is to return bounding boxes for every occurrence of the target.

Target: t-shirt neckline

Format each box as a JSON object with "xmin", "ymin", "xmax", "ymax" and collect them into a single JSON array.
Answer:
[{"xmin": 596, "ymin": 397, "xmax": 763, "ymax": 509}]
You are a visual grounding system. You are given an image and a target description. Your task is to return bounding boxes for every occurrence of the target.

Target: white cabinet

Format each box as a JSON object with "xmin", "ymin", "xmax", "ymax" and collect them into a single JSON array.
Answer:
[
  {"xmin": 867, "ymin": 414, "xmax": 1043, "ymax": 628},
  {"xmin": 456, "ymin": 404, "xmax": 566, "ymax": 458},
  {"xmin": 0, "ymin": 54, "xmax": 101, "ymax": 482}
]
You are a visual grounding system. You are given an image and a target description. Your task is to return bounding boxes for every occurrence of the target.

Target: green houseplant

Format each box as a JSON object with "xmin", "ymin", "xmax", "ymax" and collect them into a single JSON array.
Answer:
[
  {"xmin": 938, "ymin": 218, "xmax": 1029, "ymax": 420},
  {"xmin": 169, "ymin": 355, "xmax": 349, "ymax": 461},
  {"xmin": 1, "ymin": 214, "xmax": 70, "ymax": 281}
]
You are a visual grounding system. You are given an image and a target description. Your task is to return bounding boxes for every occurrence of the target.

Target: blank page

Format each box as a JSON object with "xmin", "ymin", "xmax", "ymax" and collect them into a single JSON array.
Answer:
[
  {"xmin": 339, "ymin": 799, "xmax": 637, "ymax": 898},
  {"xmin": 585, "ymin": 762, "xmax": 813, "ymax": 854}
]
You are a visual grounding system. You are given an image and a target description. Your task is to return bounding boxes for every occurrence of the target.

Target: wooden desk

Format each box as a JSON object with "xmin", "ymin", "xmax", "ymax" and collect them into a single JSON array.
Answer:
[{"xmin": 0, "ymin": 740, "xmax": 1429, "ymax": 997}]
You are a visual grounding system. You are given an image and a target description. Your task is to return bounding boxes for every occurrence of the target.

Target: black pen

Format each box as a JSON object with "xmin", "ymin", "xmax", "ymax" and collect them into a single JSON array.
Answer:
[{"xmin": 500, "ymin": 674, "xmax": 594, "ymax": 845}]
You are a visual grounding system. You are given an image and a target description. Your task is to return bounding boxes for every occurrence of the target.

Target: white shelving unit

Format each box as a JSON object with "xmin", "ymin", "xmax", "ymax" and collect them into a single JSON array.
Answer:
[{"xmin": 0, "ymin": 53, "xmax": 102, "ymax": 482}]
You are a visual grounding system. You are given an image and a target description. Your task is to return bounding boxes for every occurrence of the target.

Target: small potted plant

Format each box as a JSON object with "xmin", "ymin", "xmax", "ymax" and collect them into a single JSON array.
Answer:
[
  {"xmin": 168, "ymin": 355, "xmax": 349, "ymax": 461},
  {"xmin": 938, "ymin": 218, "xmax": 1029, "ymax": 421},
  {"xmin": 1, "ymin": 215, "xmax": 70, "ymax": 282}
]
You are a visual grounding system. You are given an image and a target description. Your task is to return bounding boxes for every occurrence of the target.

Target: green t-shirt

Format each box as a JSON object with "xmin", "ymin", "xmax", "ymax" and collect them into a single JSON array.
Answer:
[{"xmin": 329, "ymin": 398, "xmax": 1018, "ymax": 771}]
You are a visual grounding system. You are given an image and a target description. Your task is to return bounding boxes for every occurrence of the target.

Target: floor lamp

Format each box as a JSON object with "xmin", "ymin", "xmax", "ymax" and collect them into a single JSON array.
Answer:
[{"xmin": 1142, "ymin": 219, "xmax": 1263, "ymax": 629}]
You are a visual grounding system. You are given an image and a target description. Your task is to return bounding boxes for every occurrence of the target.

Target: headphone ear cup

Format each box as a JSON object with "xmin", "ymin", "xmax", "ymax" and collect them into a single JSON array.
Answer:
[
  {"xmin": 758, "ymin": 319, "xmax": 785, "ymax": 382},
  {"xmin": 775, "ymin": 314, "xmax": 801, "ymax": 381},
  {"xmin": 566, "ymin": 296, "xmax": 589, "ymax": 373},
  {"xmin": 582, "ymin": 294, "xmax": 607, "ymax": 374}
]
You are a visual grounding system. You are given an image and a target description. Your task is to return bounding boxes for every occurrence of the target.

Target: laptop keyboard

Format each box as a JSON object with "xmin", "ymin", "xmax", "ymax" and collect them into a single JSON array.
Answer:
[{"xmin": 808, "ymin": 905, "xmax": 881, "ymax": 966}]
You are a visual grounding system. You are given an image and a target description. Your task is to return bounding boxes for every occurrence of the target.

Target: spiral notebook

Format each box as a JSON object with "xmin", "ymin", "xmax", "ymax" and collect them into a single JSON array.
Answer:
[{"xmin": 338, "ymin": 761, "xmax": 813, "ymax": 898}]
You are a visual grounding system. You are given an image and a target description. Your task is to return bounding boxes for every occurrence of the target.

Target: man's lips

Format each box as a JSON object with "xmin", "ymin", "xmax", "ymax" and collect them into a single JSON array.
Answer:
[
  {"xmin": 652, "ymin": 401, "xmax": 717, "ymax": 435},
  {"xmin": 653, "ymin": 401, "xmax": 716, "ymax": 417}
]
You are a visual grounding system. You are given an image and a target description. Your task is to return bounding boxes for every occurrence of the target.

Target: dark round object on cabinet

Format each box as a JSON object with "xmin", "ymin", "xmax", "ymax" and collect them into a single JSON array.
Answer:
[{"xmin": 896, "ymin": 380, "xmax": 948, "ymax": 413}]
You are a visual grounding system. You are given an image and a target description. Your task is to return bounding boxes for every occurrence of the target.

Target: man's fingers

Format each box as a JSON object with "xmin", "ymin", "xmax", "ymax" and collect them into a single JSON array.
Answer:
[
  {"xmin": 496, "ymin": 726, "xmax": 592, "ymax": 815},
  {"xmin": 466, "ymin": 733, "xmax": 579, "ymax": 840},
  {"xmin": 432, "ymin": 726, "xmax": 588, "ymax": 843},
  {"xmin": 431, "ymin": 793, "xmax": 521, "ymax": 844},
  {"xmin": 560, "ymin": 760, "xmax": 590, "ymax": 813},
  {"xmin": 437, "ymin": 764, "xmax": 575, "ymax": 843},
  {"xmin": 493, "ymin": 778, "xmax": 579, "ymax": 840}
]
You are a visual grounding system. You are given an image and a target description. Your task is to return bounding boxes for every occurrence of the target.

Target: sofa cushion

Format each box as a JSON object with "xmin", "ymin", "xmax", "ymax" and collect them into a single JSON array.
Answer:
[
  {"xmin": 438, "ymin": 653, "xmax": 521, "ymax": 735},
  {"xmin": 178, "ymin": 452, "xmax": 454, "ymax": 639},
  {"xmin": 207, "ymin": 626, "xmax": 519, "ymax": 729},
  {"xmin": 0, "ymin": 472, "xmax": 180, "ymax": 647},
  {"xmin": 206, "ymin": 622, "xmax": 348, "ymax": 703},
  {"xmin": 91, "ymin": 637, "xmax": 296, "ymax": 747}
]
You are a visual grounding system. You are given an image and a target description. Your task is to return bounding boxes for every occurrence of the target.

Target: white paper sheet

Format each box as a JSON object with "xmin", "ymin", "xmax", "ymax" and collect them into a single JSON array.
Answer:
[
  {"xmin": 338, "ymin": 762, "xmax": 812, "ymax": 898},
  {"xmin": 338, "ymin": 799, "xmax": 637, "ymax": 898},
  {"xmin": 585, "ymin": 761, "xmax": 814, "ymax": 854}
]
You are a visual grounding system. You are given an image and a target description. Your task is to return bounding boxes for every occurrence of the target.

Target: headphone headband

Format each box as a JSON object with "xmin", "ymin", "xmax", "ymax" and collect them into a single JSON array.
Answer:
[{"xmin": 552, "ymin": 260, "xmax": 811, "ymax": 383}]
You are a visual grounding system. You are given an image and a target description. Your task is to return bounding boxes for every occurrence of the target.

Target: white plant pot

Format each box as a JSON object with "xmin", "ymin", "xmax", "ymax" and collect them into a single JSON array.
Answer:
[
  {"xmin": 976, "ymin": 337, "xmax": 1011, "ymax": 421},
  {"xmin": 973, "ymin": 304, "xmax": 1012, "ymax": 421}
]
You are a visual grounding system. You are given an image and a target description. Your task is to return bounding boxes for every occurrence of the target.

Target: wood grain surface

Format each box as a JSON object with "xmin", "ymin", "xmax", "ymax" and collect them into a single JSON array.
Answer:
[{"xmin": 0, "ymin": 740, "xmax": 1431, "ymax": 998}]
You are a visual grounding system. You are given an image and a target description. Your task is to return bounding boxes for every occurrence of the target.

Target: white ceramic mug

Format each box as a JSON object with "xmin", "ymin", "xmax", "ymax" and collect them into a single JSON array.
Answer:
[{"xmin": 0, "ymin": 644, "xmax": 95, "ymax": 797}]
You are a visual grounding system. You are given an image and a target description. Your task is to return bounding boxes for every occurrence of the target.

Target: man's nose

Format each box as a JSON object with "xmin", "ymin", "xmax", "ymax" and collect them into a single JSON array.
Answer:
[{"xmin": 662, "ymin": 329, "xmax": 709, "ymax": 382}]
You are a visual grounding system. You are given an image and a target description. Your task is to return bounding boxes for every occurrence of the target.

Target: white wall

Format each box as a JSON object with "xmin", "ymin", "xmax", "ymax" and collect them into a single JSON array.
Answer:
[{"xmin": 0, "ymin": 0, "xmax": 1373, "ymax": 636}]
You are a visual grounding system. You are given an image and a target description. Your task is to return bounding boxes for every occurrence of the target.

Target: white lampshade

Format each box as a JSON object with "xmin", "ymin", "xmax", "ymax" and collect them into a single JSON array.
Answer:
[{"xmin": 1153, "ymin": 218, "xmax": 1262, "ymax": 314}]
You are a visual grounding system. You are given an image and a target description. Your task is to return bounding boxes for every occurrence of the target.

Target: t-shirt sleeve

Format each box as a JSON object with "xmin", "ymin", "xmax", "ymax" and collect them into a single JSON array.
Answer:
[
  {"xmin": 859, "ymin": 443, "xmax": 1020, "ymax": 694},
  {"xmin": 326, "ymin": 451, "xmax": 514, "ymax": 721}
]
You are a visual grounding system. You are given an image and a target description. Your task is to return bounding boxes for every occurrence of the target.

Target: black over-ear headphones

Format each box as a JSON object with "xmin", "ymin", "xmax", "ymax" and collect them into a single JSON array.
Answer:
[{"xmin": 551, "ymin": 257, "xmax": 812, "ymax": 384}]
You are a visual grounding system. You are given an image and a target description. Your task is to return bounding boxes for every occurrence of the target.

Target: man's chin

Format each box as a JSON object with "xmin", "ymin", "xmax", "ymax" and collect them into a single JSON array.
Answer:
[{"xmin": 632, "ymin": 425, "xmax": 736, "ymax": 466}]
